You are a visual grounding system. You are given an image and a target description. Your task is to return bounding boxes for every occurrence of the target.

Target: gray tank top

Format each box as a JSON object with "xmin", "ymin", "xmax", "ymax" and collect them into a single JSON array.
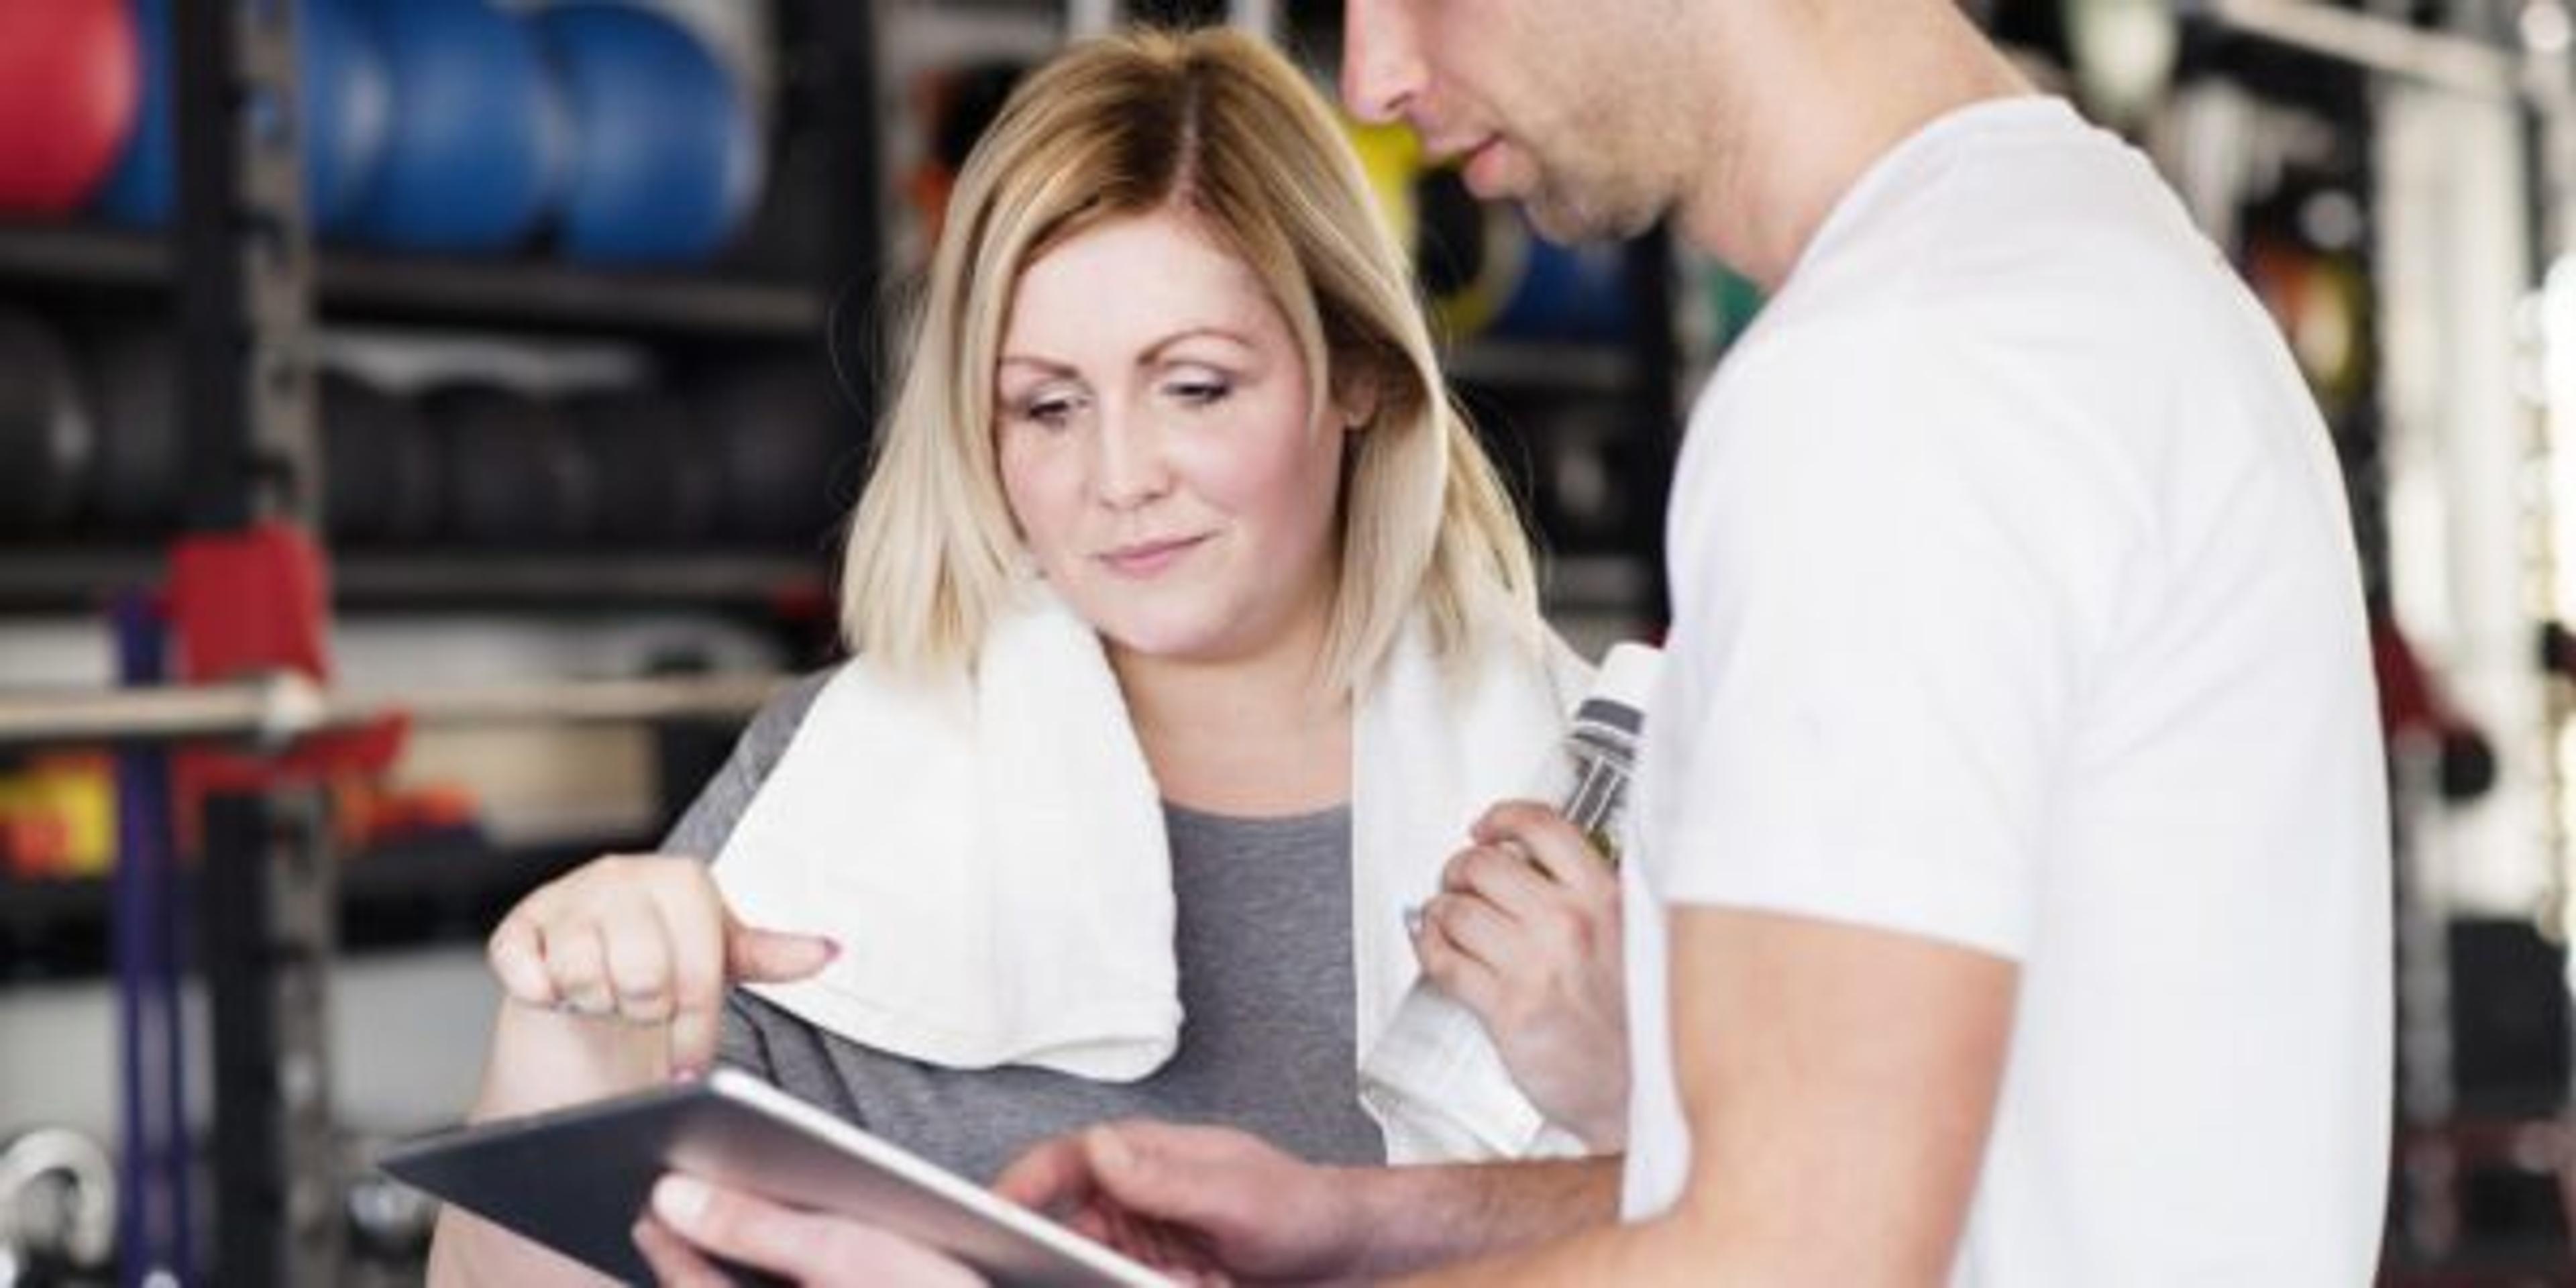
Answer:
[{"xmin": 665, "ymin": 676, "xmax": 1387, "ymax": 1183}]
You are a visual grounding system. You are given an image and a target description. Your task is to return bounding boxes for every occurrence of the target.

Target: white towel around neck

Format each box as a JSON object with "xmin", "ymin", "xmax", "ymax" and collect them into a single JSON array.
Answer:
[{"xmin": 710, "ymin": 587, "xmax": 1596, "ymax": 1161}]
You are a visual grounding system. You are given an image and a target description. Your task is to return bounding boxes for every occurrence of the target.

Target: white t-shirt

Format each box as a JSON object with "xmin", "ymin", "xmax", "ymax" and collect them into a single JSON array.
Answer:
[{"xmin": 1620, "ymin": 97, "xmax": 2392, "ymax": 1283}]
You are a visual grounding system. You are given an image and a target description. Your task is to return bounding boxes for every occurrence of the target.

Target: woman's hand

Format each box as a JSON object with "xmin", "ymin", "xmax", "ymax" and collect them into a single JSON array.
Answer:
[
  {"xmin": 485, "ymin": 855, "xmax": 839, "ymax": 1079},
  {"xmin": 1415, "ymin": 801, "xmax": 1629, "ymax": 1150}
]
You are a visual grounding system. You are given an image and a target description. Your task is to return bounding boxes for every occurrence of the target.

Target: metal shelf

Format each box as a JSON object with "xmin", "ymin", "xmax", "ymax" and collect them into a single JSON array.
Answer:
[
  {"xmin": 0, "ymin": 831, "xmax": 622, "ymax": 985},
  {"xmin": 0, "ymin": 546, "xmax": 832, "ymax": 614},
  {"xmin": 0, "ymin": 220, "xmax": 828, "ymax": 341},
  {"xmin": 1444, "ymin": 337, "xmax": 1642, "ymax": 397}
]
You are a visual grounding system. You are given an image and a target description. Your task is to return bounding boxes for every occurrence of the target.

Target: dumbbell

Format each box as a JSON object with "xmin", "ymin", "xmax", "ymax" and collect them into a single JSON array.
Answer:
[
  {"xmin": 690, "ymin": 360, "xmax": 861, "ymax": 547},
  {"xmin": 564, "ymin": 388, "xmax": 721, "ymax": 546},
  {"xmin": 321, "ymin": 372, "xmax": 443, "ymax": 545},
  {"xmin": 425, "ymin": 385, "xmax": 596, "ymax": 546},
  {"xmin": 85, "ymin": 327, "xmax": 183, "ymax": 537},
  {"xmin": 343, "ymin": 1135, "xmax": 437, "ymax": 1265},
  {"xmin": 0, "ymin": 309, "xmax": 97, "ymax": 537},
  {"xmin": 1530, "ymin": 405, "xmax": 1638, "ymax": 553},
  {"xmin": 0, "ymin": 1128, "xmax": 117, "ymax": 1281}
]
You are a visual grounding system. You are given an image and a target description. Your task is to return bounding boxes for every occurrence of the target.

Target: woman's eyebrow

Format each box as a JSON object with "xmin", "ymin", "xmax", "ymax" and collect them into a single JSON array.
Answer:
[
  {"xmin": 996, "ymin": 354, "xmax": 1079, "ymax": 378},
  {"xmin": 1139, "ymin": 327, "xmax": 1256, "ymax": 364},
  {"xmin": 998, "ymin": 327, "xmax": 1256, "ymax": 377}
]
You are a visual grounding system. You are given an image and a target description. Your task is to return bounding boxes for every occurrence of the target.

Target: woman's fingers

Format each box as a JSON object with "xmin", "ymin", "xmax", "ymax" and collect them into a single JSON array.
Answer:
[
  {"xmin": 548, "ymin": 920, "xmax": 616, "ymax": 1017},
  {"xmin": 486, "ymin": 903, "xmax": 559, "ymax": 1008},
  {"xmin": 1413, "ymin": 899, "xmax": 1508, "ymax": 1016},
  {"xmin": 1440, "ymin": 843, "xmax": 1558, "ymax": 923},
  {"xmin": 1471, "ymin": 800, "xmax": 1616, "ymax": 895},
  {"xmin": 482, "ymin": 854, "xmax": 837, "ymax": 1083}
]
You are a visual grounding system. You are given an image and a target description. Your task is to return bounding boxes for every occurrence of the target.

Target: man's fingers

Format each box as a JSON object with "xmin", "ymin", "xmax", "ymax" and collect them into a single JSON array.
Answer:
[
  {"xmin": 632, "ymin": 1215, "xmax": 727, "ymax": 1288},
  {"xmin": 1081, "ymin": 1123, "xmax": 1255, "ymax": 1236},
  {"xmin": 992, "ymin": 1134, "xmax": 1099, "ymax": 1218},
  {"xmin": 725, "ymin": 920, "xmax": 840, "ymax": 983}
]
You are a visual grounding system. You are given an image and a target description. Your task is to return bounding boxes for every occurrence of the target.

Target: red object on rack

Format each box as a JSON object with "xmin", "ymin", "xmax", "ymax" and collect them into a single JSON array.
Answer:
[
  {"xmin": 0, "ymin": 0, "xmax": 140, "ymax": 215},
  {"xmin": 2372, "ymin": 614, "xmax": 2496, "ymax": 803},
  {"xmin": 162, "ymin": 523, "xmax": 407, "ymax": 850}
]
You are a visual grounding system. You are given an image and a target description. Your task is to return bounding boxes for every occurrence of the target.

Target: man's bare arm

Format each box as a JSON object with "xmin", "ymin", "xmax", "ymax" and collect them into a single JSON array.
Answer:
[{"xmin": 1399, "ymin": 904, "xmax": 2017, "ymax": 1286}]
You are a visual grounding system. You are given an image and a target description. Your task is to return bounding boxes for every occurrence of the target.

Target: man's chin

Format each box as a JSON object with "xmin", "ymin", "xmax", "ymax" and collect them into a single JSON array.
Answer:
[{"xmin": 1523, "ymin": 180, "xmax": 1661, "ymax": 246}]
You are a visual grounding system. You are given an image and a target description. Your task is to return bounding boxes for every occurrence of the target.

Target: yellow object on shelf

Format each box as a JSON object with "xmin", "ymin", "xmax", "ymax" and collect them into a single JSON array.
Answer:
[{"xmin": 0, "ymin": 753, "xmax": 119, "ymax": 879}]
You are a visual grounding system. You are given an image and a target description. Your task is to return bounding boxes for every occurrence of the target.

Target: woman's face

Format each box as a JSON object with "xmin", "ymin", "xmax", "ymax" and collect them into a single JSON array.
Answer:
[{"xmin": 994, "ymin": 209, "xmax": 1352, "ymax": 667}]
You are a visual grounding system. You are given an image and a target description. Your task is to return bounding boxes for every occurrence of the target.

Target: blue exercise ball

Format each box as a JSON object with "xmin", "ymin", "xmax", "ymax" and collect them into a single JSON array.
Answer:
[
  {"xmin": 533, "ymin": 3, "xmax": 761, "ymax": 266},
  {"xmin": 1491, "ymin": 226, "xmax": 1630, "ymax": 343},
  {"xmin": 348, "ymin": 0, "xmax": 564, "ymax": 252},
  {"xmin": 94, "ymin": 0, "xmax": 392, "ymax": 235}
]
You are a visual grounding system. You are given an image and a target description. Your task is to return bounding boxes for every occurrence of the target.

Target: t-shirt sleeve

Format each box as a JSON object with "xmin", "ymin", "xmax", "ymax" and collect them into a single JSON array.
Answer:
[
  {"xmin": 657, "ymin": 671, "xmax": 833, "ymax": 860},
  {"xmin": 1646, "ymin": 315, "xmax": 2134, "ymax": 960},
  {"xmin": 717, "ymin": 990, "xmax": 777, "ymax": 1079}
]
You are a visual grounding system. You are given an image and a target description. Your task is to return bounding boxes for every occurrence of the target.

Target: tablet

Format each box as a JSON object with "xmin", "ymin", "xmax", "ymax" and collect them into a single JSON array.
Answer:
[{"xmin": 380, "ymin": 1069, "xmax": 1172, "ymax": 1287}]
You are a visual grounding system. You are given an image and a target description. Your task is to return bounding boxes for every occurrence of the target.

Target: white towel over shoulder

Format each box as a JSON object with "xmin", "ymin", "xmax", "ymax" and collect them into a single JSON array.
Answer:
[{"xmin": 710, "ymin": 588, "xmax": 1597, "ymax": 1161}]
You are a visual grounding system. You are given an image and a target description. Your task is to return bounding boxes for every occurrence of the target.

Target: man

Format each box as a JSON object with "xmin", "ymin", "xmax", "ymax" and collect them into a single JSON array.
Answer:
[{"xmin": 643, "ymin": 1, "xmax": 2392, "ymax": 1281}]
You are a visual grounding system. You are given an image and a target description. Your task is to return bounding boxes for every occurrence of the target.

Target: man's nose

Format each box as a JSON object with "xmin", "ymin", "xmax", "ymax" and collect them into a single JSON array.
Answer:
[{"xmin": 1340, "ymin": 0, "xmax": 1428, "ymax": 127}]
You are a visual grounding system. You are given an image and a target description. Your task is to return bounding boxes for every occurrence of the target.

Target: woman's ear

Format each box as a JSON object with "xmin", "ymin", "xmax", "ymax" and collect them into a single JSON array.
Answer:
[{"xmin": 1330, "ymin": 364, "xmax": 1383, "ymax": 434}]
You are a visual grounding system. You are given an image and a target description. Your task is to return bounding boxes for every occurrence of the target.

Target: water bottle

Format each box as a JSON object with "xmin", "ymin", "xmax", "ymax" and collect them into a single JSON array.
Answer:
[{"xmin": 1368, "ymin": 642, "xmax": 1662, "ymax": 1161}]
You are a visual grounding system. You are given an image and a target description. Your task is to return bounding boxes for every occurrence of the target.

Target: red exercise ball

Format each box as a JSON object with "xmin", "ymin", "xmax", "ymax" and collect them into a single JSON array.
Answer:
[{"xmin": 0, "ymin": 0, "xmax": 142, "ymax": 215}]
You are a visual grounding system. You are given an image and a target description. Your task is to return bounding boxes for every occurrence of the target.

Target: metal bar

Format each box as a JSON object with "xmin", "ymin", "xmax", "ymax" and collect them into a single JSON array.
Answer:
[
  {"xmin": 802, "ymin": 0, "xmax": 888, "ymax": 461},
  {"xmin": 0, "ymin": 673, "xmax": 790, "ymax": 749},
  {"xmin": 198, "ymin": 787, "xmax": 340, "ymax": 1288},
  {"xmin": 174, "ymin": 3, "xmax": 339, "ymax": 1282},
  {"xmin": 1623, "ymin": 225, "xmax": 1682, "ymax": 627},
  {"xmin": 2195, "ymin": 0, "xmax": 2520, "ymax": 99},
  {"xmin": 109, "ymin": 594, "xmax": 192, "ymax": 1288}
]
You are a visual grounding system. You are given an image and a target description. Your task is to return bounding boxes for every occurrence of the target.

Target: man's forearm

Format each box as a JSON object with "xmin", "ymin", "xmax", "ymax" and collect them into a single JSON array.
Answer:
[{"xmin": 1342, "ymin": 1156, "xmax": 1623, "ymax": 1277}]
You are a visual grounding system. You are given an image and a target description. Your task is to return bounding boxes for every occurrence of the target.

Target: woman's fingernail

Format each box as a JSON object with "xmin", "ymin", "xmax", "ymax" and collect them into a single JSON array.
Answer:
[
  {"xmin": 822, "ymin": 936, "xmax": 843, "ymax": 961},
  {"xmin": 653, "ymin": 1175, "xmax": 709, "ymax": 1227},
  {"xmin": 1401, "ymin": 904, "xmax": 1424, "ymax": 937}
]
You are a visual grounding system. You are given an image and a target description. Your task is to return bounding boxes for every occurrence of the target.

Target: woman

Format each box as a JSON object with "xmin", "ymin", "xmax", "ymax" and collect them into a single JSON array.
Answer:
[{"xmin": 429, "ymin": 27, "xmax": 1631, "ymax": 1286}]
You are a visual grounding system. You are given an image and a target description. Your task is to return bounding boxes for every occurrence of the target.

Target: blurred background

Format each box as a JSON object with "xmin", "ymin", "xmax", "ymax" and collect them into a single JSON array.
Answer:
[{"xmin": 0, "ymin": 0, "xmax": 2564, "ymax": 1282}]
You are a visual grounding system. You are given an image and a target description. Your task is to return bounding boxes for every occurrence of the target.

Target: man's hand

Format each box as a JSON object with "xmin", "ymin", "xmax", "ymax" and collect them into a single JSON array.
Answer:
[
  {"xmin": 995, "ymin": 1122, "xmax": 1372, "ymax": 1283},
  {"xmin": 630, "ymin": 1174, "xmax": 987, "ymax": 1287}
]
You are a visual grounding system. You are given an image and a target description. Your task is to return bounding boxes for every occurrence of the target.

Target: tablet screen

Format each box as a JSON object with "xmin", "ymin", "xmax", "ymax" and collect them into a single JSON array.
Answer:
[{"xmin": 381, "ymin": 1069, "xmax": 1171, "ymax": 1287}]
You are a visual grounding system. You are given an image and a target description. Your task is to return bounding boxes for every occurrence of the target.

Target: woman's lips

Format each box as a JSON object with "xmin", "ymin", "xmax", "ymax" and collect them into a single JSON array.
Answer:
[{"xmin": 1097, "ymin": 534, "xmax": 1209, "ymax": 578}]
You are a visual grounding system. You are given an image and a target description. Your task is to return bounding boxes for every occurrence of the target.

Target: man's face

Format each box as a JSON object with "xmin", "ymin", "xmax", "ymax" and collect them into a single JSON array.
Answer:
[{"xmin": 1341, "ymin": 0, "xmax": 1677, "ymax": 242}]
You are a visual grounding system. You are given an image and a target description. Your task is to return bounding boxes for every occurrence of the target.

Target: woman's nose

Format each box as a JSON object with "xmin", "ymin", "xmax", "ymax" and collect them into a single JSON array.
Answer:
[{"xmin": 1090, "ymin": 404, "xmax": 1173, "ymax": 509}]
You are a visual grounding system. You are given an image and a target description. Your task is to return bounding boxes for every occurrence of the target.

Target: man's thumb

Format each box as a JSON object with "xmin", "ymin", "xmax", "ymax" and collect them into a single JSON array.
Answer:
[
  {"xmin": 726, "ymin": 923, "xmax": 839, "ymax": 982},
  {"xmin": 1087, "ymin": 1128, "xmax": 1193, "ymax": 1220}
]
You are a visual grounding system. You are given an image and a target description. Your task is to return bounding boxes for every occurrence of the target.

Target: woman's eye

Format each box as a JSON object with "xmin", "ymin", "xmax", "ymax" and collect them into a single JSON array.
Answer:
[
  {"xmin": 1014, "ymin": 394, "xmax": 1081, "ymax": 427},
  {"xmin": 1166, "ymin": 377, "xmax": 1232, "ymax": 407}
]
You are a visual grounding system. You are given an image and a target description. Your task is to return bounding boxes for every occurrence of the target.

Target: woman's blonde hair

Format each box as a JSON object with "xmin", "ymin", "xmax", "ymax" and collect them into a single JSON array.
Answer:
[{"xmin": 839, "ymin": 26, "xmax": 1539, "ymax": 692}]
